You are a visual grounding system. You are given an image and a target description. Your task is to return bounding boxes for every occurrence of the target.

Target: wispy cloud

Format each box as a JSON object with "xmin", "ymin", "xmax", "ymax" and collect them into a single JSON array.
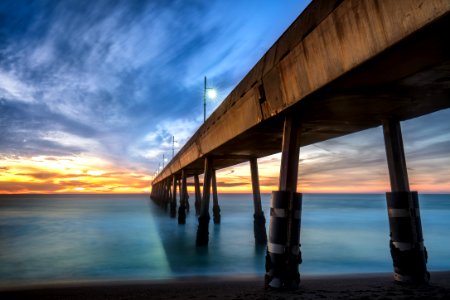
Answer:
[{"xmin": 0, "ymin": 70, "xmax": 36, "ymax": 103}]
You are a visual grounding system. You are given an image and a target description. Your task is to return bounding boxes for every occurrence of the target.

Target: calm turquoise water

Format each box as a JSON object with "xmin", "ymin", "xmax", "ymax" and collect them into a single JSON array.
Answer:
[{"xmin": 0, "ymin": 193, "xmax": 449, "ymax": 287}]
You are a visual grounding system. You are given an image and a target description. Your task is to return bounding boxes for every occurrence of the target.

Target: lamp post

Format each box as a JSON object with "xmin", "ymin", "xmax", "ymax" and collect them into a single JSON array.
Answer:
[
  {"xmin": 204, "ymin": 76, "xmax": 217, "ymax": 122},
  {"xmin": 172, "ymin": 136, "xmax": 176, "ymax": 159}
]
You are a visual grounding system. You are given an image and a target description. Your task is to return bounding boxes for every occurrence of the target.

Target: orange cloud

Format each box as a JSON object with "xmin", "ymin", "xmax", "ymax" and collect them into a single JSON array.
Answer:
[
  {"xmin": 2, "ymin": 144, "xmax": 449, "ymax": 194},
  {"xmin": 0, "ymin": 155, "xmax": 151, "ymax": 194}
]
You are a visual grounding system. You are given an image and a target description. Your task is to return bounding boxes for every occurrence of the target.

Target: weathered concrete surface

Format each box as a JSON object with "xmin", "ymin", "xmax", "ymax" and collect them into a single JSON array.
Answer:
[{"xmin": 153, "ymin": 0, "xmax": 450, "ymax": 185}]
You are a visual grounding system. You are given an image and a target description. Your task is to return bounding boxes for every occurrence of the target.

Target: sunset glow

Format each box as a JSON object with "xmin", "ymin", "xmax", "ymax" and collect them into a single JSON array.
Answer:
[
  {"xmin": 2, "ymin": 116, "xmax": 449, "ymax": 195},
  {"xmin": 2, "ymin": 118, "xmax": 450, "ymax": 195},
  {"xmin": 0, "ymin": 155, "xmax": 151, "ymax": 194}
]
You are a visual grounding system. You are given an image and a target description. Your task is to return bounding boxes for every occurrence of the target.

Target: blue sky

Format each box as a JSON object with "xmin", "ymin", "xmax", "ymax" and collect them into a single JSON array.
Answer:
[{"xmin": 0, "ymin": 0, "xmax": 449, "ymax": 193}]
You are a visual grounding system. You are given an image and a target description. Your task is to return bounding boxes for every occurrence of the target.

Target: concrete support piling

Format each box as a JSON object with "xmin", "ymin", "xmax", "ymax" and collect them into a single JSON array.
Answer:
[
  {"xmin": 265, "ymin": 115, "xmax": 302, "ymax": 290},
  {"xmin": 158, "ymin": 183, "xmax": 161, "ymax": 203},
  {"xmin": 185, "ymin": 178, "xmax": 190, "ymax": 213},
  {"xmin": 212, "ymin": 170, "xmax": 221, "ymax": 224},
  {"xmin": 383, "ymin": 119, "xmax": 429, "ymax": 284},
  {"xmin": 170, "ymin": 175, "xmax": 177, "ymax": 218},
  {"xmin": 196, "ymin": 157, "xmax": 213, "ymax": 246},
  {"xmin": 178, "ymin": 179, "xmax": 182, "ymax": 203},
  {"xmin": 166, "ymin": 179, "xmax": 171, "ymax": 197},
  {"xmin": 158, "ymin": 182, "xmax": 162, "ymax": 206},
  {"xmin": 164, "ymin": 179, "xmax": 170, "ymax": 211},
  {"xmin": 250, "ymin": 157, "xmax": 267, "ymax": 245},
  {"xmin": 178, "ymin": 170, "xmax": 188, "ymax": 224},
  {"xmin": 153, "ymin": 184, "xmax": 158, "ymax": 202},
  {"xmin": 153, "ymin": 182, "xmax": 163, "ymax": 206},
  {"xmin": 194, "ymin": 174, "xmax": 202, "ymax": 216},
  {"xmin": 163, "ymin": 180, "xmax": 167, "ymax": 208},
  {"xmin": 157, "ymin": 184, "xmax": 160, "ymax": 202},
  {"xmin": 163, "ymin": 181, "xmax": 167, "ymax": 205}
]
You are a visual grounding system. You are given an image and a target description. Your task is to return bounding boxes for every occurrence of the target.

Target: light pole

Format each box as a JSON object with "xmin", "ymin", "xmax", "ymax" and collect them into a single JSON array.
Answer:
[
  {"xmin": 172, "ymin": 135, "xmax": 176, "ymax": 159},
  {"xmin": 204, "ymin": 76, "xmax": 217, "ymax": 122}
]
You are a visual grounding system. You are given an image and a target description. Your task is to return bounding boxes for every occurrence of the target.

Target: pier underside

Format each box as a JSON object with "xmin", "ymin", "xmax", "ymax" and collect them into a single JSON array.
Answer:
[{"xmin": 159, "ymin": 13, "xmax": 449, "ymax": 177}]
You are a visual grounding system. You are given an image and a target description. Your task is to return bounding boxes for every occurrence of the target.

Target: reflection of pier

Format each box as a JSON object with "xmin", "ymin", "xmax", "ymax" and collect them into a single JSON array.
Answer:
[{"xmin": 151, "ymin": 0, "xmax": 450, "ymax": 290}]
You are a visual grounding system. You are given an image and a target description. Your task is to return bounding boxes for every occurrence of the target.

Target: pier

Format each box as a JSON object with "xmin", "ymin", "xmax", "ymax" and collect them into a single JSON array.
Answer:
[{"xmin": 151, "ymin": 0, "xmax": 450, "ymax": 290}]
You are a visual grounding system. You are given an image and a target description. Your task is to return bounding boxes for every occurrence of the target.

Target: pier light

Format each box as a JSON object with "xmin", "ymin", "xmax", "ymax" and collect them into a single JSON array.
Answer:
[
  {"xmin": 207, "ymin": 88, "xmax": 217, "ymax": 99},
  {"xmin": 204, "ymin": 76, "xmax": 217, "ymax": 122}
]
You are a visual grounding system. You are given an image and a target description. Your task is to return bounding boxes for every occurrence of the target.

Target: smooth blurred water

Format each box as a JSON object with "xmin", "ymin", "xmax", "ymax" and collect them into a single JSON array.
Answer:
[{"xmin": 0, "ymin": 193, "xmax": 449, "ymax": 287}]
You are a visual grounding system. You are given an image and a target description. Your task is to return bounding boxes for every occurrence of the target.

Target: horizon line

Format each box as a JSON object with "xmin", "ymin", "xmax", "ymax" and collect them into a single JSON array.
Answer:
[{"xmin": 1, "ymin": 192, "xmax": 450, "ymax": 196}]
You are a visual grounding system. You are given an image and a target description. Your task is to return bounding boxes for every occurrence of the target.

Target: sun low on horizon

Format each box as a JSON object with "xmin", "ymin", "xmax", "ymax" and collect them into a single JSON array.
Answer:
[{"xmin": 1, "ymin": 1, "xmax": 449, "ymax": 195}]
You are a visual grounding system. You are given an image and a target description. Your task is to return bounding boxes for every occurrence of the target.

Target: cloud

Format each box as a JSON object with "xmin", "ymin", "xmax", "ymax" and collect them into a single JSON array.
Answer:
[
  {"xmin": 0, "ymin": 181, "xmax": 61, "ymax": 193},
  {"xmin": 216, "ymin": 181, "xmax": 248, "ymax": 188},
  {"xmin": 0, "ymin": 70, "xmax": 36, "ymax": 103},
  {"xmin": 0, "ymin": 154, "xmax": 151, "ymax": 193},
  {"xmin": 129, "ymin": 118, "xmax": 200, "ymax": 165},
  {"xmin": 41, "ymin": 131, "xmax": 101, "ymax": 153}
]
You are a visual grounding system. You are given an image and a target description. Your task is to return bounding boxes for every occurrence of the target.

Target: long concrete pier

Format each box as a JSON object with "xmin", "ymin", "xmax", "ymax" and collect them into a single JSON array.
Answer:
[{"xmin": 151, "ymin": 0, "xmax": 450, "ymax": 290}]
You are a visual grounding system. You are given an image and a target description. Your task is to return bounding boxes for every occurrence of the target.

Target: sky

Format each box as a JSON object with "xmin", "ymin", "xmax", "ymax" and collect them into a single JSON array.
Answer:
[{"xmin": 0, "ymin": 0, "xmax": 449, "ymax": 194}]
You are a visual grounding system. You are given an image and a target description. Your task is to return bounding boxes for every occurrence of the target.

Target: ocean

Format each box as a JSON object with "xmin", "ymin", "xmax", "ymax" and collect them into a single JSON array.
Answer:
[{"xmin": 0, "ymin": 193, "xmax": 449, "ymax": 287}]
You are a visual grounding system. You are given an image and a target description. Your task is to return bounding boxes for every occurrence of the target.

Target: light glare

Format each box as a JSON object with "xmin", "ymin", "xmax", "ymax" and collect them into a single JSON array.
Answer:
[{"xmin": 207, "ymin": 89, "xmax": 217, "ymax": 99}]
